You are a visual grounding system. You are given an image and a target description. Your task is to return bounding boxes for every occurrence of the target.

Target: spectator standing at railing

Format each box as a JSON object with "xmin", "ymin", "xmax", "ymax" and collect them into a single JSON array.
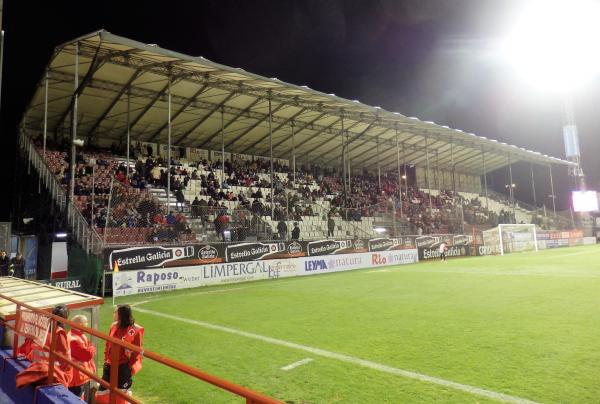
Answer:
[
  {"xmin": 175, "ymin": 189, "xmax": 185, "ymax": 212},
  {"xmin": 0, "ymin": 250, "xmax": 9, "ymax": 276},
  {"xmin": 68, "ymin": 314, "xmax": 96, "ymax": 401},
  {"xmin": 9, "ymin": 253, "xmax": 25, "ymax": 278},
  {"xmin": 277, "ymin": 219, "xmax": 288, "ymax": 240},
  {"xmin": 291, "ymin": 222, "xmax": 300, "ymax": 240},
  {"xmin": 95, "ymin": 305, "xmax": 144, "ymax": 404},
  {"xmin": 327, "ymin": 216, "xmax": 335, "ymax": 238}
]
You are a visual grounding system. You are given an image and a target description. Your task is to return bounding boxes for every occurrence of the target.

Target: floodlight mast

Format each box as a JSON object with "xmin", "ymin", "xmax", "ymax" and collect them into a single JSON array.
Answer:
[
  {"xmin": 562, "ymin": 94, "xmax": 585, "ymax": 190},
  {"xmin": 503, "ymin": 0, "xmax": 600, "ymax": 191}
]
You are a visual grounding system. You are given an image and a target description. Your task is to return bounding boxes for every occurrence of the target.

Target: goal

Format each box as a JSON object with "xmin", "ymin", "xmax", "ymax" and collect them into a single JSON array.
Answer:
[{"xmin": 482, "ymin": 224, "xmax": 538, "ymax": 255}]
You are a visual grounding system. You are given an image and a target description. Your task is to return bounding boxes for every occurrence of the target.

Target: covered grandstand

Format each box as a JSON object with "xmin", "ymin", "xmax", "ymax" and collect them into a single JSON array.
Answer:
[{"xmin": 18, "ymin": 30, "xmax": 575, "ymax": 252}]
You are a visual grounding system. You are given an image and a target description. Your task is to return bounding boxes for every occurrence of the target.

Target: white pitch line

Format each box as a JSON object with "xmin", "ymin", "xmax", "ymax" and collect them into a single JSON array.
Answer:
[
  {"xmin": 365, "ymin": 269, "xmax": 391, "ymax": 273},
  {"xmin": 127, "ymin": 285, "xmax": 260, "ymax": 306},
  {"xmin": 135, "ymin": 307, "xmax": 539, "ymax": 404},
  {"xmin": 280, "ymin": 358, "xmax": 313, "ymax": 371}
]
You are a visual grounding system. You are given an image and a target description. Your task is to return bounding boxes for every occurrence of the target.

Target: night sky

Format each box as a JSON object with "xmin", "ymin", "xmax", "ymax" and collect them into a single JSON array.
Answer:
[{"xmin": 2, "ymin": 0, "xmax": 599, "ymax": 220}]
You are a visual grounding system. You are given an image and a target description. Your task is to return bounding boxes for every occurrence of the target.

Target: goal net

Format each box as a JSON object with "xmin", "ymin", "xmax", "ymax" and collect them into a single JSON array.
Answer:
[{"xmin": 482, "ymin": 224, "xmax": 538, "ymax": 255}]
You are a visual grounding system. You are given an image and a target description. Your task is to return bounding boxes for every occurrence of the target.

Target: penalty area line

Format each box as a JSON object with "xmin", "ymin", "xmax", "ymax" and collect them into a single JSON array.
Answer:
[
  {"xmin": 280, "ymin": 358, "xmax": 313, "ymax": 371},
  {"xmin": 135, "ymin": 307, "xmax": 539, "ymax": 404}
]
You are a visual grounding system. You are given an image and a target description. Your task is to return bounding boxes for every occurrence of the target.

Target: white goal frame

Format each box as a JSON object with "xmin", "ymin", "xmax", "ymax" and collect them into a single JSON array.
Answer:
[{"xmin": 485, "ymin": 224, "xmax": 538, "ymax": 255}]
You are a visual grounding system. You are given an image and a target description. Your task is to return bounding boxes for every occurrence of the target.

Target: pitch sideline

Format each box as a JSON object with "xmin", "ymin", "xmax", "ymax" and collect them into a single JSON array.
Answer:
[{"xmin": 134, "ymin": 306, "xmax": 539, "ymax": 404}]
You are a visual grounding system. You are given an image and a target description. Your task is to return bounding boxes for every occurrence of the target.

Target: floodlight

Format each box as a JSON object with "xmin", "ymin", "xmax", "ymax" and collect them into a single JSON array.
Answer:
[
  {"xmin": 572, "ymin": 190, "xmax": 599, "ymax": 212},
  {"xmin": 503, "ymin": 0, "xmax": 600, "ymax": 92},
  {"xmin": 373, "ymin": 227, "xmax": 387, "ymax": 233}
]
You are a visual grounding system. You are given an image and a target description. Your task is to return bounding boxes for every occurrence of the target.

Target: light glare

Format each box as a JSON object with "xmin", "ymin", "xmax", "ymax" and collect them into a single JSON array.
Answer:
[{"xmin": 503, "ymin": 0, "xmax": 600, "ymax": 92}]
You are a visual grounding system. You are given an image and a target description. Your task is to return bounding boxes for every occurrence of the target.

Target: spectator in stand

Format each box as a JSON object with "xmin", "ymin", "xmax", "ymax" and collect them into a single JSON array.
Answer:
[
  {"xmin": 327, "ymin": 216, "xmax": 335, "ymax": 238},
  {"xmin": 9, "ymin": 253, "xmax": 25, "ymax": 278},
  {"xmin": 291, "ymin": 222, "xmax": 300, "ymax": 240},
  {"xmin": 277, "ymin": 219, "xmax": 288, "ymax": 240},
  {"xmin": 68, "ymin": 314, "xmax": 96, "ymax": 401},
  {"xmin": 0, "ymin": 250, "xmax": 9, "ymax": 276},
  {"xmin": 166, "ymin": 211, "xmax": 177, "ymax": 226},
  {"xmin": 191, "ymin": 197, "xmax": 200, "ymax": 217},
  {"xmin": 175, "ymin": 189, "xmax": 186, "ymax": 212}
]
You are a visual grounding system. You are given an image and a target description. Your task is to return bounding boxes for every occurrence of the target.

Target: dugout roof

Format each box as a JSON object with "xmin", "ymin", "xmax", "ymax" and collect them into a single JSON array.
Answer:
[
  {"xmin": 21, "ymin": 30, "xmax": 574, "ymax": 175},
  {"xmin": 0, "ymin": 277, "xmax": 103, "ymax": 320}
]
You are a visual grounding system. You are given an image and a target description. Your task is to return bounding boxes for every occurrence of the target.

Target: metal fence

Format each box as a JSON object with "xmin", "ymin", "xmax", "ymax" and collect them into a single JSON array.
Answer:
[{"xmin": 22, "ymin": 134, "xmax": 104, "ymax": 255}]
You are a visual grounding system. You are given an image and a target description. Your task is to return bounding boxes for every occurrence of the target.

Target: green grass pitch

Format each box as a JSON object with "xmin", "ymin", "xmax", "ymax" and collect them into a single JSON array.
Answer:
[{"xmin": 98, "ymin": 245, "xmax": 600, "ymax": 403}]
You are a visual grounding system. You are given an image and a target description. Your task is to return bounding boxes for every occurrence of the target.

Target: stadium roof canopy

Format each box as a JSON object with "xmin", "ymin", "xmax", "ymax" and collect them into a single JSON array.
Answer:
[{"xmin": 21, "ymin": 30, "xmax": 574, "ymax": 176}]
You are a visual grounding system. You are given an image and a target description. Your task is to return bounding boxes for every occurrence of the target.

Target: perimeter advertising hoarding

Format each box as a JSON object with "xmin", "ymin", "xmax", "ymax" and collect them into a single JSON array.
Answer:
[
  {"xmin": 536, "ymin": 230, "xmax": 583, "ymax": 249},
  {"xmin": 113, "ymin": 261, "xmax": 274, "ymax": 296},
  {"xmin": 106, "ymin": 239, "xmax": 364, "ymax": 270},
  {"xmin": 105, "ymin": 234, "xmax": 471, "ymax": 270},
  {"xmin": 298, "ymin": 250, "xmax": 419, "ymax": 277},
  {"xmin": 40, "ymin": 276, "xmax": 85, "ymax": 292},
  {"xmin": 418, "ymin": 245, "xmax": 471, "ymax": 260},
  {"xmin": 113, "ymin": 249, "xmax": 419, "ymax": 297}
]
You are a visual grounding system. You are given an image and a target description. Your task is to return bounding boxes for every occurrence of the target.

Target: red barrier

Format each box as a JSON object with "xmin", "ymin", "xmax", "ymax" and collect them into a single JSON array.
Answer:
[{"xmin": 0, "ymin": 292, "xmax": 281, "ymax": 404}]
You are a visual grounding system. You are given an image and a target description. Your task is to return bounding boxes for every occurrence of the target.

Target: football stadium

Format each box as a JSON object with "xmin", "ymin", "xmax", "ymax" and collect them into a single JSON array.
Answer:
[{"xmin": 1, "ymin": 1, "xmax": 600, "ymax": 403}]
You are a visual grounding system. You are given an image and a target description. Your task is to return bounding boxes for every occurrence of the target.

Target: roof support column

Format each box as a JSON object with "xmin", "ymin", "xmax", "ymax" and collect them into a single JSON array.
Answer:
[
  {"xmin": 126, "ymin": 89, "xmax": 131, "ymax": 179},
  {"xmin": 530, "ymin": 163, "xmax": 537, "ymax": 207},
  {"xmin": 268, "ymin": 96, "xmax": 274, "ymax": 219},
  {"xmin": 425, "ymin": 137, "xmax": 433, "ymax": 212},
  {"xmin": 508, "ymin": 155, "xmax": 515, "ymax": 223},
  {"xmin": 221, "ymin": 106, "xmax": 225, "ymax": 188},
  {"xmin": 291, "ymin": 121, "xmax": 296, "ymax": 188},
  {"xmin": 450, "ymin": 140, "xmax": 456, "ymax": 200},
  {"xmin": 69, "ymin": 42, "xmax": 79, "ymax": 206},
  {"xmin": 395, "ymin": 129, "xmax": 403, "ymax": 219},
  {"xmin": 548, "ymin": 164, "xmax": 556, "ymax": 214},
  {"xmin": 347, "ymin": 158, "xmax": 351, "ymax": 190},
  {"xmin": 435, "ymin": 150, "xmax": 440, "ymax": 190},
  {"xmin": 167, "ymin": 74, "xmax": 172, "ymax": 211},
  {"xmin": 482, "ymin": 148, "xmax": 488, "ymax": 210},
  {"xmin": 41, "ymin": 69, "xmax": 49, "ymax": 194},
  {"xmin": 377, "ymin": 136, "xmax": 381, "ymax": 192},
  {"xmin": 341, "ymin": 112, "xmax": 347, "ymax": 209}
]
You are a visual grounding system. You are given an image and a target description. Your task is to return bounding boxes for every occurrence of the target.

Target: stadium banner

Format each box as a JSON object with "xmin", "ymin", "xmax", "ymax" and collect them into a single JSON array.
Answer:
[
  {"xmin": 231, "ymin": 153, "xmax": 253, "ymax": 164},
  {"xmin": 113, "ymin": 261, "xmax": 276, "ymax": 297},
  {"xmin": 186, "ymin": 147, "xmax": 210, "ymax": 162},
  {"xmin": 21, "ymin": 235, "xmax": 38, "ymax": 279},
  {"xmin": 104, "ymin": 235, "xmax": 471, "ymax": 270},
  {"xmin": 536, "ymin": 229, "xmax": 584, "ymax": 249},
  {"xmin": 370, "ymin": 249, "xmax": 420, "ymax": 266},
  {"xmin": 158, "ymin": 144, "xmax": 183, "ymax": 159},
  {"xmin": 298, "ymin": 249, "xmax": 418, "ymax": 276},
  {"xmin": 418, "ymin": 245, "xmax": 471, "ymax": 260},
  {"xmin": 130, "ymin": 140, "xmax": 157, "ymax": 157},
  {"xmin": 113, "ymin": 250, "xmax": 419, "ymax": 297},
  {"xmin": 583, "ymin": 237, "xmax": 596, "ymax": 245},
  {"xmin": 471, "ymin": 245, "xmax": 494, "ymax": 256},
  {"xmin": 39, "ymin": 276, "xmax": 85, "ymax": 292},
  {"xmin": 211, "ymin": 150, "xmax": 232, "ymax": 162}
]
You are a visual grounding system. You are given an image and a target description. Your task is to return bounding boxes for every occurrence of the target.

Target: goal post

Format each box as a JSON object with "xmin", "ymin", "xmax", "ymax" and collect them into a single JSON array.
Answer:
[{"xmin": 482, "ymin": 224, "xmax": 538, "ymax": 255}]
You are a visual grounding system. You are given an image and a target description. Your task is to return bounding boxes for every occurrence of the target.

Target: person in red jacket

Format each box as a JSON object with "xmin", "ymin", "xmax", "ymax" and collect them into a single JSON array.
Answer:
[
  {"xmin": 95, "ymin": 304, "xmax": 144, "ymax": 404},
  {"xmin": 68, "ymin": 314, "xmax": 96, "ymax": 400},
  {"xmin": 16, "ymin": 304, "xmax": 73, "ymax": 388}
]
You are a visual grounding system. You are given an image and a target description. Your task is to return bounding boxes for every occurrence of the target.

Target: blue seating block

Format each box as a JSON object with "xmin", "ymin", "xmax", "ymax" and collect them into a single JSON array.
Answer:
[{"xmin": 0, "ymin": 349, "xmax": 82, "ymax": 403}]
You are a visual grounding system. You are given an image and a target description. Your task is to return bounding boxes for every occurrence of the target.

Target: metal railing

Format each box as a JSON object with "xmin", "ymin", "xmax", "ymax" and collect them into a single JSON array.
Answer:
[
  {"xmin": 21, "ymin": 134, "xmax": 104, "ymax": 255},
  {"xmin": 312, "ymin": 198, "xmax": 374, "ymax": 238},
  {"xmin": 476, "ymin": 189, "xmax": 572, "ymax": 229},
  {"xmin": 0, "ymin": 292, "xmax": 281, "ymax": 404}
]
